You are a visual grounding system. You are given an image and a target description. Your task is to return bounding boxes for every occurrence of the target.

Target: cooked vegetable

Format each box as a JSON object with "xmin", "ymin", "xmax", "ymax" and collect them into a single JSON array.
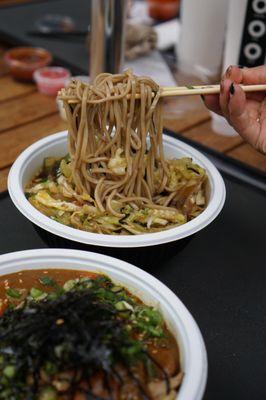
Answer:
[
  {"xmin": 25, "ymin": 155, "xmax": 207, "ymax": 235},
  {"xmin": 6, "ymin": 288, "xmax": 21, "ymax": 299},
  {"xmin": 39, "ymin": 277, "xmax": 56, "ymax": 287}
]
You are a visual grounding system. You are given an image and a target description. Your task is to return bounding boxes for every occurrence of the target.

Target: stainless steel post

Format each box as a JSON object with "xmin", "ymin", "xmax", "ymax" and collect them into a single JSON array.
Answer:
[{"xmin": 89, "ymin": 0, "xmax": 126, "ymax": 80}]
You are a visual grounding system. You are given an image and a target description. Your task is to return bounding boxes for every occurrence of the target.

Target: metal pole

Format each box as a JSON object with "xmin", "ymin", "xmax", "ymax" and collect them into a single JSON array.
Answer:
[{"xmin": 89, "ymin": 0, "xmax": 126, "ymax": 81}]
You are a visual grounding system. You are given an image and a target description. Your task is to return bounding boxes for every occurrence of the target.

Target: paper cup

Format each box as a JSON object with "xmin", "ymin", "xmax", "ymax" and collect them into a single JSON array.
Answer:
[
  {"xmin": 8, "ymin": 131, "xmax": 225, "ymax": 249},
  {"xmin": 0, "ymin": 248, "xmax": 208, "ymax": 400}
]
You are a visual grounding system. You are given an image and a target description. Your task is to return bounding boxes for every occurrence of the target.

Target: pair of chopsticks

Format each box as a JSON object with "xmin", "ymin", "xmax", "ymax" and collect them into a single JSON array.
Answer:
[
  {"xmin": 160, "ymin": 84, "xmax": 266, "ymax": 97},
  {"xmin": 60, "ymin": 83, "xmax": 266, "ymax": 103}
]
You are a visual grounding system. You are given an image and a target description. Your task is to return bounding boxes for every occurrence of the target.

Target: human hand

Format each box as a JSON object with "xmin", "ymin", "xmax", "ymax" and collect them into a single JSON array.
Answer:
[{"xmin": 203, "ymin": 65, "xmax": 266, "ymax": 154}]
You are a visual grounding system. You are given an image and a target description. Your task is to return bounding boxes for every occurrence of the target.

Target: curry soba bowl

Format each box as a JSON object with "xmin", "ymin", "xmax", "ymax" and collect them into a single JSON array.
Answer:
[
  {"xmin": 0, "ymin": 249, "xmax": 207, "ymax": 399},
  {"xmin": 8, "ymin": 130, "xmax": 225, "ymax": 249}
]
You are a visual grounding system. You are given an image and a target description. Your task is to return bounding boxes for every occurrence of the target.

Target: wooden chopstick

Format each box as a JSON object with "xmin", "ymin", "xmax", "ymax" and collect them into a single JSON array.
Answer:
[
  {"xmin": 60, "ymin": 84, "xmax": 266, "ymax": 103},
  {"xmin": 161, "ymin": 84, "xmax": 266, "ymax": 97}
]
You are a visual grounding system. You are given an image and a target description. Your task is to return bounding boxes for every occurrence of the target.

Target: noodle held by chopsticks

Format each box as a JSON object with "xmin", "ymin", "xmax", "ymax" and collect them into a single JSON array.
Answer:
[
  {"xmin": 27, "ymin": 70, "xmax": 207, "ymax": 235},
  {"xmin": 59, "ymin": 70, "xmax": 167, "ymax": 210}
]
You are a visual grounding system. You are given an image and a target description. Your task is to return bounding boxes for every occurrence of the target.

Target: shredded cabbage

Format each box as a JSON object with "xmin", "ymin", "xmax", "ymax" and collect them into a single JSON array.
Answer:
[{"xmin": 25, "ymin": 155, "xmax": 207, "ymax": 235}]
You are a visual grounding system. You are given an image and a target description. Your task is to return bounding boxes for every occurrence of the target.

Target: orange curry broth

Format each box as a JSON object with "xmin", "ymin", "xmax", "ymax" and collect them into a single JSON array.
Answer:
[{"xmin": 0, "ymin": 269, "xmax": 98, "ymax": 315}]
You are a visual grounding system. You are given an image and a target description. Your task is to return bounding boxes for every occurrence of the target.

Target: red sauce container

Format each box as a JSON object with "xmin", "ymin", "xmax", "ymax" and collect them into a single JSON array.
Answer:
[
  {"xmin": 33, "ymin": 67, "xmax": 71, "ymax": 96},
  {"xmin": 4, "ymin": 47, "xmax": 52, "ymax": 81},
  {"xmin": 147, "ymin": 0, "xmax": 180, "ymax": 20}
]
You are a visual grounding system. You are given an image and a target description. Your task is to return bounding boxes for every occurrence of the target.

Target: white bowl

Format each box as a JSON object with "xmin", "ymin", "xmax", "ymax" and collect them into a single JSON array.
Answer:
[
  {"xmin": 0, "ymin": 248, "xmax": 208, "ymax": 400},
  {"xmin": 8, "ymin": 130, "xmax": 225, "ymax": 248}
]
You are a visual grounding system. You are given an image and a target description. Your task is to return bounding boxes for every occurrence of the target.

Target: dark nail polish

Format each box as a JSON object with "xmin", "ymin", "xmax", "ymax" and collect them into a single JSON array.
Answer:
[
  {"xmin": 200, "ymin": 94, "xmax": 205, "ymax": 102},
  {"xmin": 229, "ymin": 83, "xmax": 235, "ymax": 95}
]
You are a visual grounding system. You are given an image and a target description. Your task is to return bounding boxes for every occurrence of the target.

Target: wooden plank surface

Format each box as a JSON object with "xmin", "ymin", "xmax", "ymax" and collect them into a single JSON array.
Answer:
[
  {"xmin": 163, "ymin": 96, "xmax": 211, "ymax": 133},
  {"xmin": 0, "ymin": 114, "xmax": 67, "ymax": 170},
  {"xmin": 228, "ymin": 144, "xmax": 266, "ymax": 172},
  {"xmin": 0, "ymin": 92, "xmax": 58, "ymax": 133},
  {"xmin": 0, "ymin": 46, "xmax": 9, "ymax": 77},
  {"xmin": 180, "ymin": 120, "xmax": 243, "ymax": 152},
  {"xmin": 163, "ymin": 69, "xmax": 211, "ymax": 132},
  {"xmin": 0, "ymin": 75, "xmax": 36, "ymax": 102},
  {"xmin": 0, "ymin": 167, "xmax": 9, "ymax": 193}
]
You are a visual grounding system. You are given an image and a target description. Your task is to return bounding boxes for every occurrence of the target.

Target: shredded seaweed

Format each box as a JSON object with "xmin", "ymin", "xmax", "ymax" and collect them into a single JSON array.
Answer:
[{"xmin": 0, "ymin": 279, "xmax": 170, "ymax": 399}]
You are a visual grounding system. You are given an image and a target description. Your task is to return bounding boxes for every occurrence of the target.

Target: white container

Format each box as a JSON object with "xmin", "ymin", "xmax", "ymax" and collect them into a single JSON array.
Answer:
[
  {"xmin": 0, "ymin": 248, "xmax": 208, "ymax": 400},
  {"xmin": 8, "ymin": 130, "xmax": 225, "ymax": 248},
  {"xmin": 177, "ymin": 0, "xmax": 229, "ymax": 81}
]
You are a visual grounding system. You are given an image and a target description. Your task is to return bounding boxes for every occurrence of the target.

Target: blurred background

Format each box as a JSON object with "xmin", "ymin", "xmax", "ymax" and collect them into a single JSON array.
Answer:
[{"xmin": 0, "ymin": 0, "xmax": 265, "ymax": 193}]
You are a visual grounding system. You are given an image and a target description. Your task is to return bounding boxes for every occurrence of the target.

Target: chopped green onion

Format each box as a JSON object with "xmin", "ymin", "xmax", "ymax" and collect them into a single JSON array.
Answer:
[
  {"xmin": 79, "ymin": 277, "xmax": 92, "ymax": 288},
  {"xmin": 95, "ymin": 275, "xmax": 111, "ymax": 284},
  {"xmin": 39, "ymin": 276, "xmax": 56, "ymax": 286},
  {"xmin": 44, "ymin": 362, "xmax": 57, "ymax": 376},
  {"xmin": 6, "ymin": 288, "xmax": 21, "ymax": 299},
  {"xmin": 146, "ymin": 357, "xmax": 157, "ymax": 378},
  {"xmin": 111, "ymin": 285, "xmax": 123, "ymax": 293},
  {"xmin": 3, "ymin": 365, "xmax": 15, "ymax": 378},
  {"xmin": 115, "ymin": 301, "xmax": 134, "ymax": 312},
  {"xmin": 47, "ymin": 292, "xmax": 59, "ymax": 301},
  {"xmin": 63, "ymin": 279, "xmax": 78, "ymax": 291},
  {"xmin": 30, "ymin": 287, "xmax": 46, "ymax": 299},
  {"xmin": 39, "ymin": 387, "xmax": 57, "ymax": 400}
]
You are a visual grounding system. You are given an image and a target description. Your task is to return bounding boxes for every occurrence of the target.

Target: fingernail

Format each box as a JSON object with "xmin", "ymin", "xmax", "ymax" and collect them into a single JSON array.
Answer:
[
  {"xmin": 226, "ymin": 65, "xmax": 232, "ymax": 77},
  {"xmin": 229, "ymin": 83, "xmax": 235, "ymax": 95},
  {"xmin": 200, "ymin": 94, "xmax": 205, "ymax": 102},
  {"xmin": 238, "ymin": 65, "xmax": 244, "ymax": 69}
]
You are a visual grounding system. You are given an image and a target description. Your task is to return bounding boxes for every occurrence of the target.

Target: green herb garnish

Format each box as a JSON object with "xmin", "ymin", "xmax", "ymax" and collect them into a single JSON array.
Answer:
[
  {"xmin": 39, "ymin": 276, "xmax": 56, "ymax": 287},
  {"xmin": 30, "ymin": 287, "xmax": 46, "ymax": 300},
  {"xmin": 6, "ymin": 288, "xmax": 21, "ymax": 299}
]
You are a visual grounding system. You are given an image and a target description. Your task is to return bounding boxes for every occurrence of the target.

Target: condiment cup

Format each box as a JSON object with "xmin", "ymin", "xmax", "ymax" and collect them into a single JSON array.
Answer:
[
  {"xmin": 33, "ymin": 66, "xmax": 71, "ymax": 95},
  {"xmin": 4, "ymin": 47, "xmax": 52, "ymax": 81}
]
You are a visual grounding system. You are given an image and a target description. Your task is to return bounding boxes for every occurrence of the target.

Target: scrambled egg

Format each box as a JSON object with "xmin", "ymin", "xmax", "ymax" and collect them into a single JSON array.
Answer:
[{"xmin": 35, "ymin": 191, "xmax": 81, "ymax": 212}]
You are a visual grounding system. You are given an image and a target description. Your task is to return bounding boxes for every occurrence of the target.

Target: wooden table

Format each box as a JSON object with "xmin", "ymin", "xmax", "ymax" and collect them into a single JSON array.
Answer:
[{"xmin": 0, "ymin": 44, "xmax": 265, "ymax": 194}]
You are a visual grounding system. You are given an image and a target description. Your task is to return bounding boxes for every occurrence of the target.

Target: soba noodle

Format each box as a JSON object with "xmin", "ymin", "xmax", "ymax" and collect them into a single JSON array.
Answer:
[
  {"xmin": 26, "ymin": 70, "xmax": 207, "ymax": 234},
  {"xmin": 62, "ymin": 70, "xmax": 168, "ymax": 207}
]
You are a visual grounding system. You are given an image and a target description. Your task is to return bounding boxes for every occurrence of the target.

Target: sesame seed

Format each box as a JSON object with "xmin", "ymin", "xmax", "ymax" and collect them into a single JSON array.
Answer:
[{"xmin": 56, "ymin": 318, "xmax": 65, "ymax": 325}]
